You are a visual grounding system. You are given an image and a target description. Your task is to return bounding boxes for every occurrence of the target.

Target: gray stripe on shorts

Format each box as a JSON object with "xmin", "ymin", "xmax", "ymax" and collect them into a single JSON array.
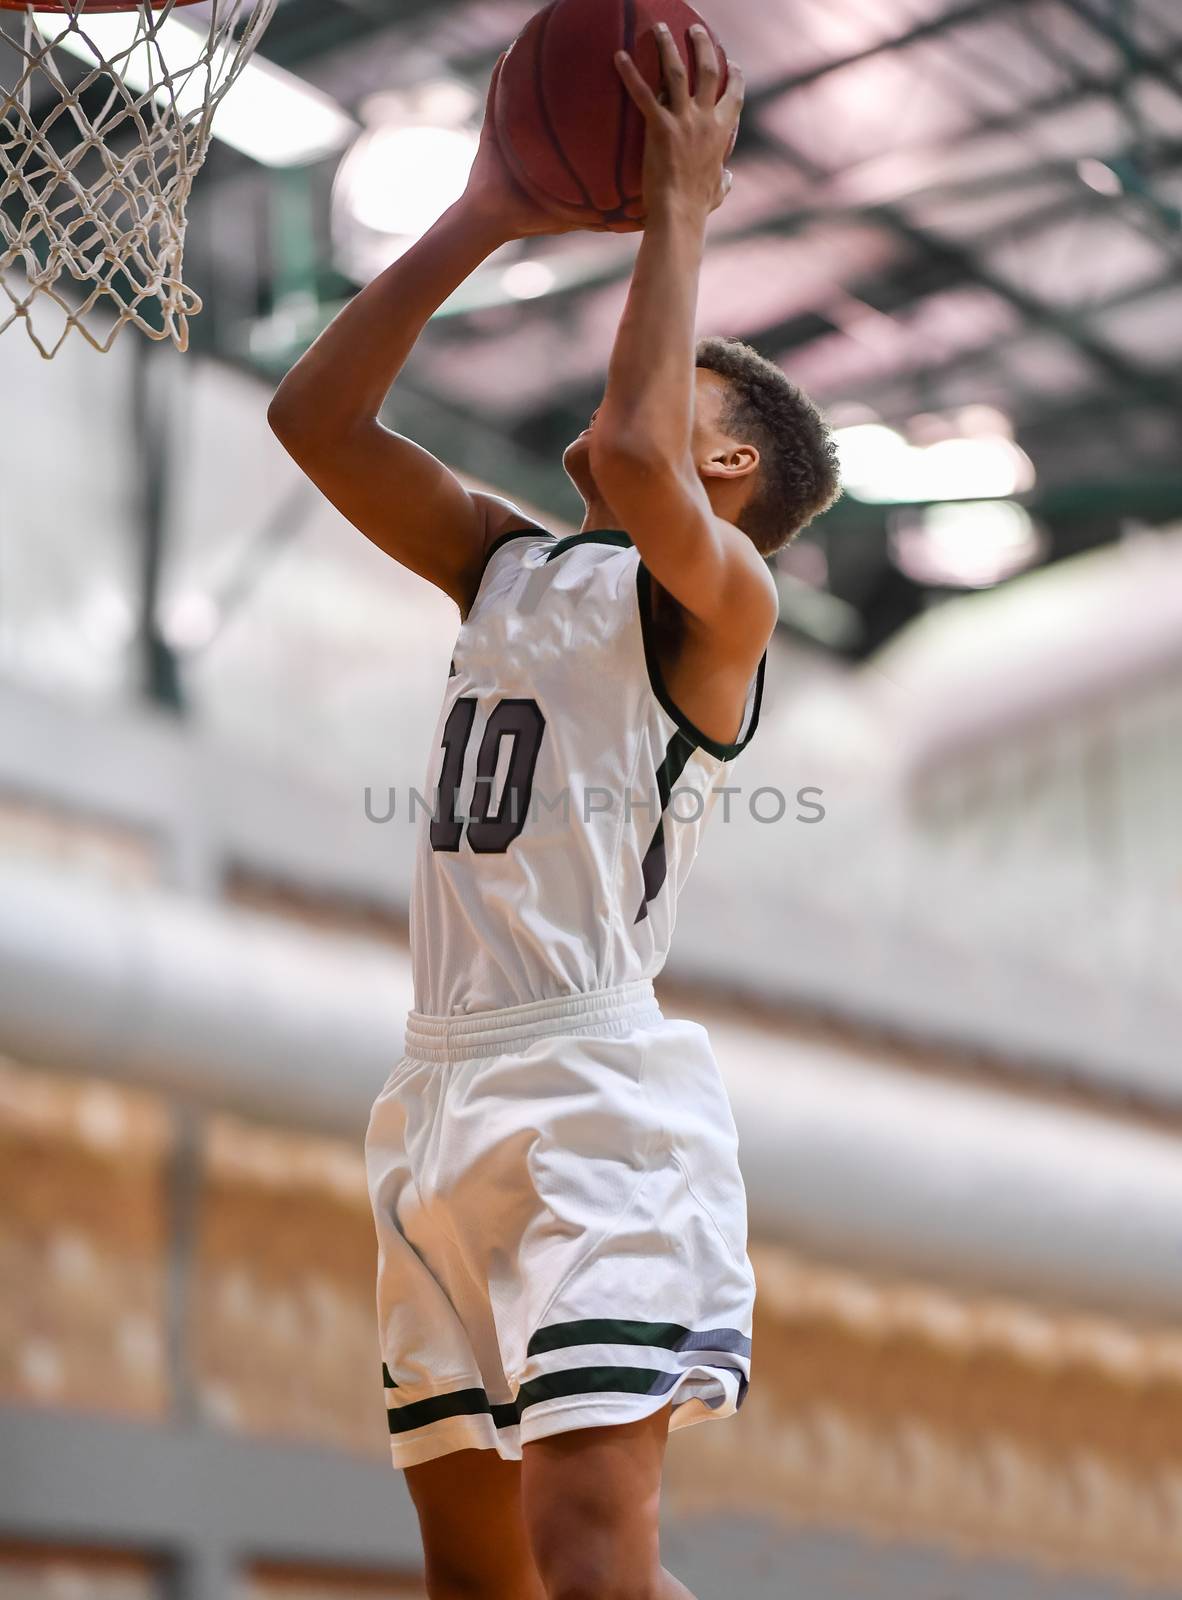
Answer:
[{"xmin": 527, "ymin": 1318, "xmax": 752, "ymax": 1359}]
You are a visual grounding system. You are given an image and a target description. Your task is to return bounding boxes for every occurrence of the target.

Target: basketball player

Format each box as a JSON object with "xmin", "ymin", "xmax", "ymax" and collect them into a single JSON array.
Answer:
[{"xmin": 270, "ymin": 25, "xmax": 839, "ymax": 1600}]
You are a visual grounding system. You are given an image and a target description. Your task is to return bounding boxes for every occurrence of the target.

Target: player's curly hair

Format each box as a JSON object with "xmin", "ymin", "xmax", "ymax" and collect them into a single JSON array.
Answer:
[{"xmin": 696, "ymin": 336, "xmax": 841, "ymax": 555}]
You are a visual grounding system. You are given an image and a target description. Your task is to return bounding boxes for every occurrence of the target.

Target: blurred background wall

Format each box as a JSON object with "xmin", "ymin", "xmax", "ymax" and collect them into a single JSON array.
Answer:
[{"xmin": 2, "ymin": 0, "xmax": 1182, "ymax": 1596}]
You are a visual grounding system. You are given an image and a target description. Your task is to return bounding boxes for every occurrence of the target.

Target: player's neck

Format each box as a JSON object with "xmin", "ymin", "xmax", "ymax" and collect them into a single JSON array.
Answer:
[
  {"xmin": 579, "ymin": 495, "xmax": 622, "ymax": 534},
  {"xmin": 577, "ymin": 485, "xmax": 731, "ymax": 535}
]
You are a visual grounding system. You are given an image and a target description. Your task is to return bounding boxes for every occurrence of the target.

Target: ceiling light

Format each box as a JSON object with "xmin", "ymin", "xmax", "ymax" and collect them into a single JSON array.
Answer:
[
  {"xmin": 912, "ymin": 437, "xmax": 1034, "ymax": 500},
  {"xmin": 890, "ymin": 502, "xmax": 1046, "ymax": 589},
  {"xmin": 360, "ymin": 79, "xmax": 480, "ymax": 131},
  {"xmin": 835, "ymin": 422, "xmax": 1035, "ymax": 503},
  {"xmin": 333, "ymin": 122, "xmax": 479, "ymax": 279},
  {"xmin": 415, "ymin": 79, "xmax": 482, "ymax": 127},
  {"xmin": 1077, "ymin": 157, "xmax": 1124, "ymax": 197},
  {"xmin": 833, "ymin": 423, "xmax": 911, "ymax": 494},
  {"xmin": 904, "ymin": 411, "xmax": 958, "ymax": 446},
  {"xmin": 954, "ymin": 404, "xmax": 1015, "ymax": 439},
  {"xmin": 34, "ymin": 12, "xmax": 355, "ymax": 167},
  {"xmin": 502, "ymin": 261, "xmax": 558, "ymax": 300}
]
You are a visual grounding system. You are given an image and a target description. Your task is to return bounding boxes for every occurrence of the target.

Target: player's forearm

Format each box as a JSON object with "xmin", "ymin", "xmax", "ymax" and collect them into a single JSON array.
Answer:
[
  {"xmin": 269, "ymin": 197, "xmax": 509, "ymax": 442},
  {"xmin": 593, "ymin": 196, "xmax": 709, "ymax": 469}
]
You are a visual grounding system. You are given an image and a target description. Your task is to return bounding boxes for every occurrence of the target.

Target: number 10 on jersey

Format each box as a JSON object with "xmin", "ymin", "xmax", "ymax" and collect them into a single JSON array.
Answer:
[{"xmin": 429, "ymin": 697, "xmax": 546, "ymax": 855}]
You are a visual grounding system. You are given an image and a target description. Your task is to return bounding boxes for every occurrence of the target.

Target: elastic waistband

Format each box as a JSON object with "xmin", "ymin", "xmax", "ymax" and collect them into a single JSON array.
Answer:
[{"xmin": 404, "ymin": 980, "xmax": 661, "ymax": 1064}]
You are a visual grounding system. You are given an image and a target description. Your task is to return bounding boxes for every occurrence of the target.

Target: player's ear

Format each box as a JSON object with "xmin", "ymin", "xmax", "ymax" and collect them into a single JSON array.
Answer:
[{"xmin": 700, "ymin": 443, "xmax": 760, "ymax": 483}]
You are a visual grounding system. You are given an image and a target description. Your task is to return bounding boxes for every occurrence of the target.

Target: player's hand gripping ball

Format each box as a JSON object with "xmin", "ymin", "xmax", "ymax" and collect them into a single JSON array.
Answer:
[
  {"xmin": 464, "ymin": 54, "xmax": 589, "ymax": 239},
  {"xmin": 615, "ymin": 21, "xmax": 743, "ymax": 221},
  {"xmin": 493, "ymin": 0, "xmax": 732, "ymax": 232}
]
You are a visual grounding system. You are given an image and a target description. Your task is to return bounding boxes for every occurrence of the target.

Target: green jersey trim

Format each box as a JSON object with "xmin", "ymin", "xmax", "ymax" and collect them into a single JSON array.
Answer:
[
  {"xmin": 545, "ymin": 529, "xmax": 633, "ymax": 561},
  {"xmin": 636, "ymin": 562, "xmax": 766, "ymax": 761},
  {"xmin": 479, "ymin": 525, "xmax": 553, "ymax": 576}
]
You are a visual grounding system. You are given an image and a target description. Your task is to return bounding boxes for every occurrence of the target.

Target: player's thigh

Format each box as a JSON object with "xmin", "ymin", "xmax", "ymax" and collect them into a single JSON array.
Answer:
[
  {"xmin": 404, "ymin": 1448, "xmax": 545, "ymax": 1599},
  {"xmin": 521, "ymin": 1408, "xmax": 671, "ymax": 1596}
]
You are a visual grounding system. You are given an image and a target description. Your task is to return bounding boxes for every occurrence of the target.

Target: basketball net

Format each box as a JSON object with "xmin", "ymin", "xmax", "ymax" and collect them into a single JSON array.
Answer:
[{"xmin": 0, "ymin": 0, "xmax": 278, "ymax": 357}]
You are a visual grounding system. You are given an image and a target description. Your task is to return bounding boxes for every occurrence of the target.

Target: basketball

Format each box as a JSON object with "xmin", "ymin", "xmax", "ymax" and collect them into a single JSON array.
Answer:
[{"xmin": 494, "ymin": 0, "xmax": 730, "ymax": 229}]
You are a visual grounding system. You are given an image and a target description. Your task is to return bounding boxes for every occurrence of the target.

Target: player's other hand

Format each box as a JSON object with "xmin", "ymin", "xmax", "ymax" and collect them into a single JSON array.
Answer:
[
  {"xmin": 463, "ymin": 55, "xmax": 593, "ymax": 239},
  {"xmin": 614, "ymin": 23, "xmax": 743, "ymax": 222}
]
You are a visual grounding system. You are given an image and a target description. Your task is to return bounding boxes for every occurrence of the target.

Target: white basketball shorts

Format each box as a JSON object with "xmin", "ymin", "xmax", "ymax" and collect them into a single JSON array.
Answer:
[{"xmin": 364, "ymin": 979, "xmax": 756, "ymax": 1469}]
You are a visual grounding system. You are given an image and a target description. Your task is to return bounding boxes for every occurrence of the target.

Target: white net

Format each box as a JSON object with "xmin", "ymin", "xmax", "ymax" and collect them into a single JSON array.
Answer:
[{"xmin": 0, "ymin": 0, "xmax": 278, "ymax": 357}]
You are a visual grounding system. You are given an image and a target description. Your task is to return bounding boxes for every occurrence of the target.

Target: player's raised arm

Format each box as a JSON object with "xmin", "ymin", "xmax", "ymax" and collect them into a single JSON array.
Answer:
[
  {"xmin": 267, "ymin": 62, "xmax": 581, "ymax": 614},
  {"xmin": 590, "ymin": 27, "xmax": 774, "ymax": 639}
]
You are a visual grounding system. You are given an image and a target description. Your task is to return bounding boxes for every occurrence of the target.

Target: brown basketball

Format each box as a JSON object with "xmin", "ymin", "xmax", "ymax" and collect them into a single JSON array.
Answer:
[{"xmin": 494, "ymin": 0, "xmax": 730, "ymax": 230}]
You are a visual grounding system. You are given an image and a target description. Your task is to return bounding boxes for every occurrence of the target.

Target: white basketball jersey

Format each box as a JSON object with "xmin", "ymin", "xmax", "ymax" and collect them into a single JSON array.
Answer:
[{"xmin": 410, "ymin": 527, "xmax": 765, "ymax": 1016}]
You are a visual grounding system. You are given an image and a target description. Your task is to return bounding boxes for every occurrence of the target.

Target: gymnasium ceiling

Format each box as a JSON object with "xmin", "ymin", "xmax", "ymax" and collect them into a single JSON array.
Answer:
[{"xmin": 23, "ymin": 0, "xmax": 1182, "ymax": 657}]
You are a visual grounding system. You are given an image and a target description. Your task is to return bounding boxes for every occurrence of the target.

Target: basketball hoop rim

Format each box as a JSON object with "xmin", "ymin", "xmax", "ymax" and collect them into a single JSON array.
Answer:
[{"xmin": 0, "ymin": 1, "xmax": 204, "ymax": 11}]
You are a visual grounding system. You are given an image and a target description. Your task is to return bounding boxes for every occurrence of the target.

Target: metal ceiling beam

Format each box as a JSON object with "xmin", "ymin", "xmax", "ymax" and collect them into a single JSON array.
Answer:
[
  {"xmin": 436, "ymin": 130, "xmax": 1180, "ymax": 332},
  {"xmin": 1058, "ymin": 0, "xmax": 1182, "ymax": 99},
  {"xmin": 888, "ymin": 0, "xmax": 1182, "ymax": 256},
  {"xmin": 735, "ymin": 0, "xmax": 1182, "ymax": 406},
  {"xmin": 847, "ymin": 262, "xmax": 1182, "ymax": 414},
  {"xmin": 416, "ymin": 0, "xmax": 1180, "ymax": 352},
  {"xmin": 1026, "ymin": 474, "xmax": 1182, "ymax": 521},
  {"xmin": 755, "ymin": 119, "xmax": 1182, "ymax": 408},
  {"xmin": 261, "ymin": 0, "xmax": 443, "ymax": 70},
  {"xmin": 741, "ymin": 38, "xmax": 1182, "ymax": 200},
  {"xmin": 736, "ymin": 167, "xmax": 1174, "ymax": 360},
  {"xmin": 1020, "ymin": 397, "xmax": 1182, "ymax": 465},
  {"xmin": 508, "ymin": 157, "xmax": 1171, "ymax": 439},
  {"xmin": 1054, "ymin": 0, "xmax": 1182, "ymax": 240},
  {"xmin": 236, "ymin": 0, "xmax": 1182, "ymax": 516},
  {"xmin": 745, "ymin": 0, "xmax": 1026, "ymax": 106},
  {"xmin": 511, "ymin": 198, "xmax": 1181, "ymax": 471},
  {"xmin": 383, "ymin": 376, "xmax": 581, "ymax": 524}
]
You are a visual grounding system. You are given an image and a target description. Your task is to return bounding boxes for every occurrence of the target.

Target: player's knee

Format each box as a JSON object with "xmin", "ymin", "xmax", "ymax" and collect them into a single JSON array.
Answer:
[
  {"xmin": 541, "ymin": 1564, "xmax": 661, "ymax": 1600},
  {"xmin": 419, "ymin": 1530, "xmax": 525, "ymax": 1600},
  {"xmin": 420, "ymin": 1547, "xmax": 508, "ymax": 1600},
  {"xmin": 545, "ymin": 1575, "xmax": 663, "ymax": 1600},
  {"xmin": 530, "ymin": 1520, "xmax": 661, "ymax": 1600}
]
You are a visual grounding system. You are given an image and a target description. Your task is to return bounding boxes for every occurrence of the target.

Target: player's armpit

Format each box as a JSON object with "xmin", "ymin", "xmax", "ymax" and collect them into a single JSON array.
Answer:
[
  {"xmin": 269, "ymin": 414, "xmax": 512, "ymax": 614},
  {"xmin": 590, "ymin": 445, "xmax": 778, "ymax": 646}
]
